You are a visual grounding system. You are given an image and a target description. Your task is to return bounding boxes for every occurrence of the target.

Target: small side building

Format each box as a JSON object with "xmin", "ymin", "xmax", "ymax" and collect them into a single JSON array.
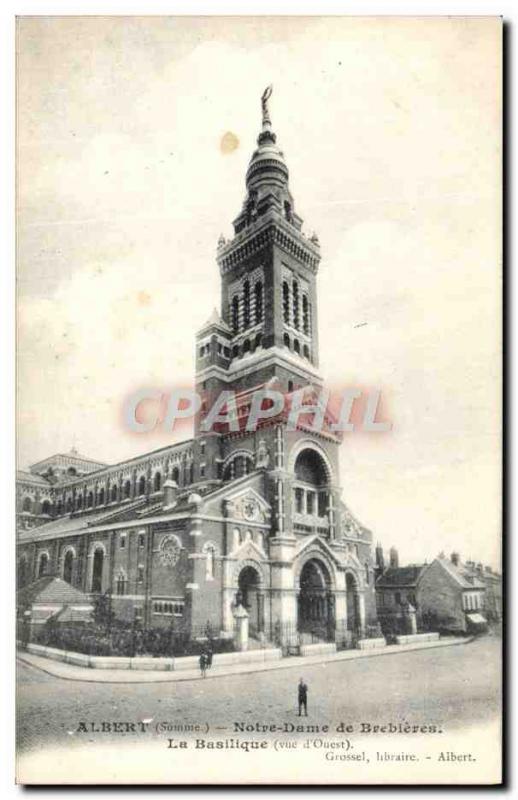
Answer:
[
  {"xmin": 16, "ymin": 576, "xmax": 93, "ymax": 633},
  {"xmin": 375, "ymin": 564, "xmax": 426, "ymax": 635},
  {"xmin": 419, "ymin": 554, "xmax": 487, "ymax": 633}
]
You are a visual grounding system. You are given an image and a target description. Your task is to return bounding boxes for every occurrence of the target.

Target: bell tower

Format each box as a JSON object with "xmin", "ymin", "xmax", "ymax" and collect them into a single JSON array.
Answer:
[{"xmin": 197, "ymin": 86, "xmax": 323, "ymax": 402}]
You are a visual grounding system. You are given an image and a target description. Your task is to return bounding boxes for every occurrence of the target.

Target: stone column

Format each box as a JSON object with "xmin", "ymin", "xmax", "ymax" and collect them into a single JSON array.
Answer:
[
  {"xmin": 221, "ymin": 557, "xmax": 237, "ymax": 636},
  {"xmin": 257, "ymin": 591, "xmax": 265, "ymax": 634},
  {"xmin": 185, "ymin": 513, "xmax": 203, "ymax": 634},
  {"xmin": 358, "ymin": 592, "xmax": 366, "ymax": 636},
  {"xmin": 269, "ymin": 535, "xmax": 297, "ymax": 642}
]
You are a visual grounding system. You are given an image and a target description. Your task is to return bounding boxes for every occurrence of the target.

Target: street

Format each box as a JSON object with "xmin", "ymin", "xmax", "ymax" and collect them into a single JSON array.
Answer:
[{"xmin": 17, "ymin": 636, "xmax": 501, "ymax": 755}]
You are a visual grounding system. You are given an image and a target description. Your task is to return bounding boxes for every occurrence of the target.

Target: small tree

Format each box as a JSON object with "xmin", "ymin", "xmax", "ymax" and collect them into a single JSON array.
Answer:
[{"xmin": 92, "ymin": 590, "xmax": 115, "ymax": 631}]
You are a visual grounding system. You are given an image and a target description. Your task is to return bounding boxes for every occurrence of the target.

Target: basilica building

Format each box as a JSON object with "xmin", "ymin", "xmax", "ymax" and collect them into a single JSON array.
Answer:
[{"xmin": 16, "ymin": 90, "xmax": 377, "ymax": 647}]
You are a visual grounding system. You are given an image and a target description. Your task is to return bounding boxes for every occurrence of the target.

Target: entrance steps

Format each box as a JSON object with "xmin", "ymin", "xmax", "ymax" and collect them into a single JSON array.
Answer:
[{"xmin": 299, "ymin": 642, "xmax": 337, "ymax": 657}]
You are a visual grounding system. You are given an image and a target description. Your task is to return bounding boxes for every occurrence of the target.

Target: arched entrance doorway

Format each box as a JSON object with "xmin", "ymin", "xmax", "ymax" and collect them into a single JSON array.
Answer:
[
  {"xmin": 91, "ymin": 548, "xmax": 104, "ymax": 593},
  {"xmin": 298, "ymin": 558, "xmax": 334, "ymax": 640},
  {"xmin": 346, "ymin": 573, "xmax": 361, "ymax": 633},
  {"xmin": 236, "ymin": 565, "xmax": 264, "ymax": 637}
]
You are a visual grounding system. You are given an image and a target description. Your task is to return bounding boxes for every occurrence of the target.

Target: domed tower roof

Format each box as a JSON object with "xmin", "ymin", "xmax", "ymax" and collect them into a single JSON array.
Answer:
[{"xmin": 233, "ymin": 86, "xmax": 302, "ymax": 235}]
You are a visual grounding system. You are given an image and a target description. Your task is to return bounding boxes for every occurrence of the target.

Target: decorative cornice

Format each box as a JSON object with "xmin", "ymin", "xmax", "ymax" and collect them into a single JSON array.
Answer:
[{"xmin": 217, "ymin": 214, "xmax": 320, "ymax": 275}]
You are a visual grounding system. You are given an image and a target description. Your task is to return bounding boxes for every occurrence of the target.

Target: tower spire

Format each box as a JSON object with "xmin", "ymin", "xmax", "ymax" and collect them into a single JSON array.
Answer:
[{"xmin": 261, "ymin": 85, "xmax": 273, "ymax": 131}]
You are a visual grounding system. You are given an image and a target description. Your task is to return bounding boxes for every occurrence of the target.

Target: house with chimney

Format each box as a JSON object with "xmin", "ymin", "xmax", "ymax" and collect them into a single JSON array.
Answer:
[
  {"xmin": 375, "ymin": 548, "xmax": 490, "ymax": 635},
  {"xmin": 418, "ymin": 553, "xmax": 487, "ymax": 633}
]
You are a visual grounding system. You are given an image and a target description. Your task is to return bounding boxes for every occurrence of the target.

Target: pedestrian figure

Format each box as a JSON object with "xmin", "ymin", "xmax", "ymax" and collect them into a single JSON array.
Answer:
[
  {"xmin": 298, "ymin": 678, "xmax": 308, "ymax": 716},
  {"xmin": 206, "ymin": 649, "xmax": 213, "ymax": 670},
  {"xmin": 199, "ymin": 653, "xmax": 207, "ymax": 678}
]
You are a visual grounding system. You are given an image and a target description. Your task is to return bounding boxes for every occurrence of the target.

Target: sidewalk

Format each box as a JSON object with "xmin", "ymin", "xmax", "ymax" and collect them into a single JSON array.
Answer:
[{"xmin": 17, "ymin": 635, "xmax": 471, "ymax": 684}]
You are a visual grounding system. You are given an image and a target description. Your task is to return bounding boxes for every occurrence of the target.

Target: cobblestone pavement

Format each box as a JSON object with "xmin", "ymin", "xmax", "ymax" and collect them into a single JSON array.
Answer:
[{"xmin": 17, "ymin": 635, "xmax": 501, "ymax": 754}]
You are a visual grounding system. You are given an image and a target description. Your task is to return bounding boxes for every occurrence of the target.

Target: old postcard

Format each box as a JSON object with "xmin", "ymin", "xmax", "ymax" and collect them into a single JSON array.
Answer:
[{"xmin": 15, "ymin": 15, "xmax": 502, "ymax": 785}]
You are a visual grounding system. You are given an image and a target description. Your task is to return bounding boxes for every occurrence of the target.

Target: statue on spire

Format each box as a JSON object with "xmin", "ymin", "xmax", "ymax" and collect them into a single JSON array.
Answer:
[{"xmin": 261, "ymin": 85, "xmax": 273, "ymax": 129}]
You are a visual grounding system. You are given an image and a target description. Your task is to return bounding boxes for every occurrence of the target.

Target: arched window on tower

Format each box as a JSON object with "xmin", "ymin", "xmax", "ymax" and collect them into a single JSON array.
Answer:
[
  {"xmin": 254, "ymin": 281, "xmax": 263, "ymax": 324},
  {"xmin": 282, "ymin": 281, "xmax": 290, "ymax": 324},
  {"xmin": 154, "ymin": 472, "xmax": 162, "ymax": 492},
  {"xmin": 292, "ymin": 280, "xmax": 300, "ymax": 330},
  {"xmin": 138, "ymin": 475, "xmax": 146, "ymax": 496},
  {"xmin": 98, "ymin": 487, "xmax": 105, "ymax": 505},
  {"xmin": 302, "ymin": 294, "xmax": 310, "ymax": 335},
  {"xmin": 303, "ymin": 344, "xmax": 310, "ymax": 360},
  {"xmin": 231, "ymin": 295, "xmax": 239, "ymax": 333},
  {"xmin": 243, "ymin": 280, "xmax": 251, "ymax": 329},
  {"xmin": 111, "ymin": 484, "xmax": 118, "ymax": 503},
  {"xmin": 123, "ymin": 480, "xmax": 131, "ymax": 499},
  {"xmin": 243, "ymin": 338, "xmax": 251, "ymax": 355},
  {"xmin": 22, "ymin": 497, "xmax": 32, "ymax": 513},
  {"xmin": 293, "ymin": 339, "xmax": 300, "ymax": 355},
  {"xmin": 283, "ymin": 332, "xmax": 291, "ymax": 349}
]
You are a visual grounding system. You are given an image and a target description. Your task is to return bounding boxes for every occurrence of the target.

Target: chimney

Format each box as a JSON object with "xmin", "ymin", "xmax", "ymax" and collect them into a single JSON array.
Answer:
[
  {"xmin": 163, "ymin": 478, "xmax": 178, "ymax": 510},
  {"xmin": 389, "ymin": 546, "xmax": 399, "ymax": 568},
  {"xmin": 375, "ymin": 543, "xmax": 385, "ymax": 571},
  {"xmin": 450, "ymin": 552, "xmax": 460, "ymax": 567}
]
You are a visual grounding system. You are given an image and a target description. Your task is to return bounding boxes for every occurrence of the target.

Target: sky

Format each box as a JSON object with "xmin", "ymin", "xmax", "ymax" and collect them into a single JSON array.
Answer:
[{"xmin": 16, "ymin": 16, "xmax": 502, "ymax": 567}]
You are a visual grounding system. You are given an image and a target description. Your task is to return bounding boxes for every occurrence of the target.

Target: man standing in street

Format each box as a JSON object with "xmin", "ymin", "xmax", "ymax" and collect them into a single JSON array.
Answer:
[
  {"xmin": 298, "ymin": 678, "xmax": 308, "ymax": 716},
  {"xmin": 199, "ymin": 653, "xmax": 207, "ymax": 678}
]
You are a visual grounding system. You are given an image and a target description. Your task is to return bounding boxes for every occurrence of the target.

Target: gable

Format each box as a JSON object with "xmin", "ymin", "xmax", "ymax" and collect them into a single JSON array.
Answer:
[
  {"xmin": 295, "ymin": 534, "xmax": 344, "ymax": 569},
  {"xmin": 203, "ymin": 473, "xmax": 271, "ymax": 523}
]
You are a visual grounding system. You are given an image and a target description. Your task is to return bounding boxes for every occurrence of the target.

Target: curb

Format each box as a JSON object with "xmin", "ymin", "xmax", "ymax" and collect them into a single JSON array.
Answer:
[{"xmin": 17, "ymin": 636, "xmax": 473, "ymax": 685}]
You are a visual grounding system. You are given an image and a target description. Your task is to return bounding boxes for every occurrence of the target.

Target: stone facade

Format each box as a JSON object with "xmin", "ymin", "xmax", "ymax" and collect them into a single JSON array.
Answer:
[{"xmin": 16, "ymin": 91, "xmax": 377, "ymax": 645}]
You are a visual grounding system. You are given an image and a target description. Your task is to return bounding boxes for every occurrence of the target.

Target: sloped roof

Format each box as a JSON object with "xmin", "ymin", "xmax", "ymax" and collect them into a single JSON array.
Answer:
[
  {"xmin": 17, "ymin": 470, "xmax": 50, "ymax": 486},
  {"xmin": 440, "ymin": 559, "xmax": 486, "ymax": 589},
  {"xmin": 29, "ymin": 452, "xmax": 108, "ymax": 471},
  {"xmin": 17, "ymin": 577, "xmax": 91, "ymax": 607},
  {"xmin": 17, "ymin": 508, "xmax": 109, "ymax": 543},
  {"xmin": 53, "ymin": 605, "xmax": 92, "ymax": 622},
  {"xmin": 198, "ymin": 308, "xmax": 232, "ymax": 334},
  {"xmin": 376, "ymin": 565, "xmax": 426, "ymax": 588},
  {"xmin": 458, "ymin": 564, "xmax": 489, "ymax": 589}
]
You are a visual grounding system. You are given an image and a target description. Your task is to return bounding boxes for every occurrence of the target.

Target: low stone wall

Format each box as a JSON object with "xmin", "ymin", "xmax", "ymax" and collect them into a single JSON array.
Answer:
[
  {"xmin": 299, "ymin": 642, "xmax": 337, "ymax": 657},
  {"xmin": 395, "ymin": 632, "xmax": 439, "ymax": 645},
  {"xmin": 23, "ymin": 643, "xmax": 282, "ymax": 671},
  {"xmin": 357, "ymin": 637, "xmax": 386, "ymax": 650}
]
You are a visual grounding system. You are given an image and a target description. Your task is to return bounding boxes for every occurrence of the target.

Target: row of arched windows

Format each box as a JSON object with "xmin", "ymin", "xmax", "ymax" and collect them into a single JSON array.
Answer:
[
  {"xmin": 231, "ymin": 280, "xmax": 263, "ymax": 334},
  {"xmin": 19, "ymin": 496, "xmax": 51, "ymax": 515},
  {"xmin": 283, "ymin": 279, "xmax": 311, "ymax": 335},
  {"xmin": 44, "ymin": 464, "xmax": 194, "ymax": 518},
  {"xmin": 283, "ymin": 332, "xmax": 310, "ymax": 360},
  {"xmin": 231, "ymin": 332, "xmax": 262, "ymax": 360}
]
